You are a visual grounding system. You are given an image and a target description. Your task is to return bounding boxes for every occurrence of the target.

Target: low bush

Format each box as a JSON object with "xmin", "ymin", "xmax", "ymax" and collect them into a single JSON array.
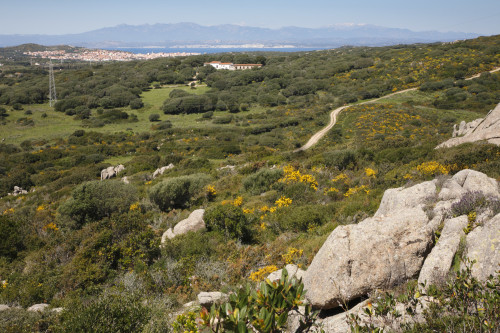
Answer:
[
  {"xmin": 0, "ymin": 216, "xmax": 25, "ymax": 261},
  {"xmin": 58, "ymin": 180, "xmax": 138, "ymax": 227},
  {"xmin": 149, "ymin": 173, "xmax": 211, "ymax": 212},
  {"xmin": 204, "ymin": 204, "xmax": 252, "ymax": 242},
  {"xmin": 60, "ymin": 291, "xmax": 150, "ymax": 333},
  {"xmin": 243, "ymin": 168, "xmax": 283, "ymax": 195},
  {"xmin": 149, "ymin": 113, "xmax": 160, "ymax": 122}
]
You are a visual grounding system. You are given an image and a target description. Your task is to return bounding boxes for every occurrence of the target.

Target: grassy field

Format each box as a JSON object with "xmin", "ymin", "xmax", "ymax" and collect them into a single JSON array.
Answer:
[{"xmin": 1, "ymin": 84, "xmax": 276, "ymax": 145}]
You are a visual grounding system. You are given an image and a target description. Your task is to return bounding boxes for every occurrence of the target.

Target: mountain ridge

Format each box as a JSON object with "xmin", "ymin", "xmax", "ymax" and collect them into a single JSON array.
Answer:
[{"xmin": 0, "ymin": 22, "xmax": 479, "ymax": 48}]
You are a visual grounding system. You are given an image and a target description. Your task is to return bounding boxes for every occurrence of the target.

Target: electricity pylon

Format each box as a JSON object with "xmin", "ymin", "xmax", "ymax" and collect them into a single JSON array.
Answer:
[{"xmin": 49, "ymin": 61, "xmax": 57, "ymax": 107}]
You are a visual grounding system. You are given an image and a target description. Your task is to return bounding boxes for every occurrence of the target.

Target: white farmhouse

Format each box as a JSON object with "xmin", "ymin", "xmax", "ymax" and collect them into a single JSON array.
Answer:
[
  {"xmin": 204, "ymin": 61, "xmax": 263, "ymax": 70},
  {"xmin": 204, "ymin": 61, "xmax": 235, "ymax": 70}
]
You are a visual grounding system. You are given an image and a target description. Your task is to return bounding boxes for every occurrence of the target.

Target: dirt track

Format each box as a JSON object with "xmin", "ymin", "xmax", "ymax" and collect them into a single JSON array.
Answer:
[{"xmin": 294, "ymin": 68, "xmax": 500, "ymax": 152}]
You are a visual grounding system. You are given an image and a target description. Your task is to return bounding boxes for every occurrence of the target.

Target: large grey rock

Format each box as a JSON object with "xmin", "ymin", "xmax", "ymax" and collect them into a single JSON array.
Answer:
[
  {"xmin": 288, "ymin": 297, "xmax": 434, "ymax": 332},
  {"xmin": 161, "ymin": 209, "xmax": 205, "ymax": 243},
  {"xmin": 152, "ymin": 163, "xmax": 174, "ymax": 178},
  {"xmin": 438, "ymin": 178, "xmax": 466, "ymax": 201},
  {"xmin": 0, "ymin": 304, "xmax": 10, "ymax": 311},
  {"xmin": 100, "ymin": 164, "xmax": 125, "ymax": 180},
  {"xmin": 304, "ymin": 207, "xmax": 433, "ymax": 309},
  {"xmin": 197, "ymin": 292, "xmax": 228, "ymax": 308},
  {"xmin": 438, "ymin": 102, "xmax": 500, "ymax": 148},
  {"xmin": 418, "ymin": 215, "xmax": 468, "ymax": 288},
  {"xmin": 452, "ymin": 169, "xmax": 499, "ymax": 198},
  {"xmin": 8, "ymin": 186, "xmax": 28, "ymax": 196},
  {"xmin": 267, "ymin": 264, "xmax": 305, "ymax": 282},
  {"xmin": 463, "ymin": 213, "xmax": 500, "ymax": 281},
  {"xmin": 374, "ymin": 180, "xmax": 436, "ymax": 217},
  {"xmin": 27, "ymin": 303, "xmax": 50, "ymax": 312}
]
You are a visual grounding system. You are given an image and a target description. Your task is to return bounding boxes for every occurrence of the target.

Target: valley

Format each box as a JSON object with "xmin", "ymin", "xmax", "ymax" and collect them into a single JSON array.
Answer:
[{"xmin": 0, "ymin": 35, "xmax": 499, "ymax": 332}]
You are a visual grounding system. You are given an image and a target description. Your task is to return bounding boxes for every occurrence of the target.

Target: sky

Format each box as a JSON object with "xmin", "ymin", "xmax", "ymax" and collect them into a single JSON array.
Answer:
[{"xmin": 1, "ymin": 0, "xmax": 499, "ymax": 36}]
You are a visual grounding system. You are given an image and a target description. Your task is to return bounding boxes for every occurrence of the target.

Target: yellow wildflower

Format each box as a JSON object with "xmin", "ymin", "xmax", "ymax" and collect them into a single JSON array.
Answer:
[
  {"xmin": 129, "ymin": 202, "xmax": 140, "ymax": 211},
  {"xmin": 282, "ymin": 248, "xmax": 303, "ymax": 265},
  {"xmin": 249, "ymin": 265, "xmax": 278, "ymax": 282},
  {"xmin": 365, "ymin": 168, "xmax": 377, "ymax": 178},
  {"xmin": 275, "ymin": 196, "xmax": 292, "ymax": 208}
]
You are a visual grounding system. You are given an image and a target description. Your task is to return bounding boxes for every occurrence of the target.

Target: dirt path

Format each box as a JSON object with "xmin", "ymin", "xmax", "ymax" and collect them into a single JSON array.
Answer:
[
  {"xmin": 294, "ymin": 88, "xmax": 417, "ymax": 152},
  {"xmin": 295, "ymin": 67, "xmax": 500, "ymax": 152}
]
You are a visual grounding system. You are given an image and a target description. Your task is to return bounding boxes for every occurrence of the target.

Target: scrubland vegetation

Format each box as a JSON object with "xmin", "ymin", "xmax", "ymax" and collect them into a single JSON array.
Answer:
[{"xmin": 0, "ymin": 35, "xmax": 499, "ymax": 332}]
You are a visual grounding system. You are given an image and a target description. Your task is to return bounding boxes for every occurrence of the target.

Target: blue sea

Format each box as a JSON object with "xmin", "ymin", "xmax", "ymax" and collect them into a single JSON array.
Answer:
[{"xmin": 104, "ymin": 47, "xmax": 328, "ymax": 54}]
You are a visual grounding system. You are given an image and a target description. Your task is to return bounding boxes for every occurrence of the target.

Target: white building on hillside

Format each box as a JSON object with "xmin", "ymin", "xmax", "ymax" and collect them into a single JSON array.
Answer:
[
  {"xmin": 204, "ymin": 61, "xmax": 263, "ymax": 70},
  {"xmin": 204, "ymin": 61, "xmax": 235, "ymax": 70}
]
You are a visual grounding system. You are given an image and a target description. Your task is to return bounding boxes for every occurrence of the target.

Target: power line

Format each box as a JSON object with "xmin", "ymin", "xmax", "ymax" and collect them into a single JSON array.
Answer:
[{"xmin": 49, "ymin": 61, "xmax": 57, "ymax": 107}]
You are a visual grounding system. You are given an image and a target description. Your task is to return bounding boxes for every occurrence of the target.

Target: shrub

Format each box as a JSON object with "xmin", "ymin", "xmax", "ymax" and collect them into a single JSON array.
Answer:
[
  {"xmin": 149, "ymin": 113, "xmax": 161, "ymax": 122},
  {"xmin": 60, "ymin": 292, "xmax": 150, "ymax": 333},
  {"xmin": 270, "ymin": 205, "xmax": 328, "ymax": 233},
  {"xmin": 212, "ymin": 115, "xmax": 233, "ymax": 124},
  {"xmin": 349, "ymin": 259, "xmax": 500, "ymax": 332},
  {"xmin": 243, "ymin": 168, "xmax": 283, "ymax": 195},
  {"xmin": 0, "ymin": 308, "xmax": 58, "ymax": 333},
  {"xmin": 58, "ymin": 180, "xmax": 138, "ymax": 227},
  {"xmin": 0, "ymin": 216, "xmax": 25, "ymax": 261},
  {"xmin": 169, "ymin": 89, "xmax": 190, "ymax": 98},
  {"xmin": 324, "ymin": 149, "xmax": 357, "ymax": 170},
  {"xmin": 200, "ymin": 269, "xmax": 318, "ymax": 332},
  {"xmin": 129, "ymin": 98, "xmax": 144, "ymax": 109},
  {"xmin": 204, "ymin": 204, "xmax": 252, "ymax": 242},
  {"xmin": 152, "ymin": 120, "xmax": 172, "ymax": 130},
  {"xmin": 149, "ymin": 173, "xmax": 211, "ymax": 212},
  {"xmin": 450, "ymin": 191, "xmax": 491, "ymax": 217}
]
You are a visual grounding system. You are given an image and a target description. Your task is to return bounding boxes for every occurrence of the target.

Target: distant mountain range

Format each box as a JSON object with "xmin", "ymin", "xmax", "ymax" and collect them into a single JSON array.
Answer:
[{"xmin": 0, "ymin": 23, "xmax": 480, "ymax": 48}]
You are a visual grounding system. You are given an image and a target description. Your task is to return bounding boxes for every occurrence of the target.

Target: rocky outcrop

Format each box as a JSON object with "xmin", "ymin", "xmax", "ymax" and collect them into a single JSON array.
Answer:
[
  {"xmin": 374, "ymin": 180, "xmax": 436, "ymax": 217},
  {"xmin": 161, "ymin": 209, "xmax": 205, "ymax": 243},
  {"xmin": 463, "ymin": 213, "xmax": 500, "ymax": 281},
  {"xmin": 452, "ymin": 119, "xmax": 483, "ymax": 138},
  {"xmin": 438, "ymin": 102, "xmax": 500, "ymax": 148},
  {"xmin": 197, "ymin": 292, "xmax": 228, "ymax": 308},
  {"xmin": 267, "ymin": 264, "xmax": 305, "ymax": 282},
  {"xmin": 0, "ymin": 304, "xmax": 10, "ymax": 311},
  {"xmin": 303, "ymin": 169, "xmax": 499, "ymax": 310},
  {"xmin": 27, "ymin": 303, "xmax": 50, "ymax": 312},
  {"xmin": 8, "ymin": 186, "xmax": 28, "ymax": 196},
  {"xmin": 304, "ymin": 207, "xmax": 434, "ymax": 309},
  {"xmin": 418, "ymin": 215, "xmax": 468, "ymax": 288},
  {"xmin": 152, "ymin": 163, "xmax": 174, "ymax": 178},
  {"xmin": 100, "ymin": 164, "xmax": 125, "ymax": 180}
]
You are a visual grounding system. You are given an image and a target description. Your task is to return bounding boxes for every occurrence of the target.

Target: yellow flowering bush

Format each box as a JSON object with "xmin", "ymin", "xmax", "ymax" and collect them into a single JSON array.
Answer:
[
  {"xmin": 43, "ymin": 222, "xmax": 59, "ymax": 231},
  {"xmin": 275, "ymin": 196, "xmax": 292, "ymax": 208},
  {"xmin": 206, "ymin": 185, "xmax": 217, "ymax": 199},
  {"xmin": 249, "ymin": 265, "xmax": 278, "ymax": 282},
  {"xmin": 222, "ymin": 196, "xmax": 243, "ymax": 207},
  {"xmin": 332, "ymin": 173, "xmax": 349, "ymax": 183},
  {"xmin": 129, "ymin": 202, "xmax": 140, "ymax": 211},
  {"xmin": 344, "ymin": 185, "xmax": 370, "ymax": 197},
  {"xmin": 323, "ymin": 187, "xmax": 339, "ymax": 195},
  {"xmin": 280, "ymin": 165, "xmax": 318, "ymax": 190},
  {"xmin": 365, "ymin": 168, "xmax": 377, "ymax": 178},
  {"xmin": 416, "ymin": 161, "xmax": 449, "ymax": 176},
  {"xmin": 282, "ymin": 248, "xmax": 303, "ymax": 265}
]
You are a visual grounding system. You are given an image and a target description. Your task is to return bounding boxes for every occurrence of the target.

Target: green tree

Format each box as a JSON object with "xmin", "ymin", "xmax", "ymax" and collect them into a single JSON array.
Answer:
[{"xmin": 58, "ymin": 180, "xmax": 137, "ymax": 227}]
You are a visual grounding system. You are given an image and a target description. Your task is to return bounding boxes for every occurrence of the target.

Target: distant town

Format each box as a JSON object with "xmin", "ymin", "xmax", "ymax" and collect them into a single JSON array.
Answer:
[{"xmin": 23, "ymin": 49, "xmax": 200, "ymax": 62}]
